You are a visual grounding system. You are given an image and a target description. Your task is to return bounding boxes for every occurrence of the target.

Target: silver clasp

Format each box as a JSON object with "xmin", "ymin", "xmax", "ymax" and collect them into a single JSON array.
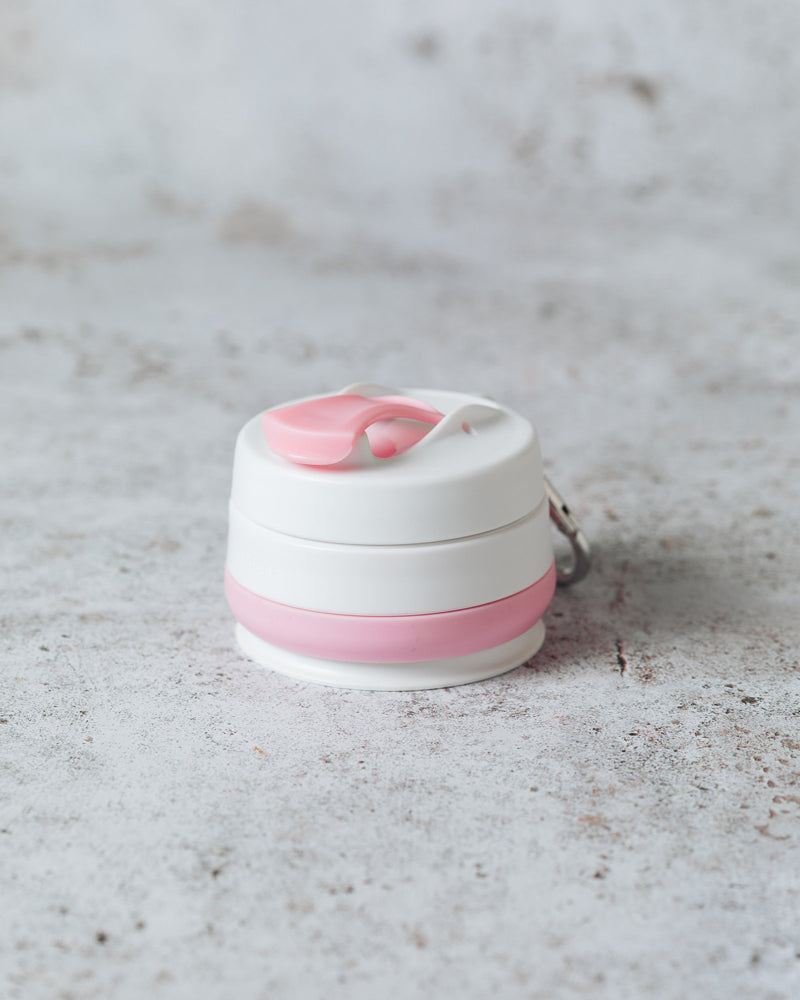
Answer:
[{"xmin": 545, "ymin": 477, "xmax": 591, "ymax": 586}]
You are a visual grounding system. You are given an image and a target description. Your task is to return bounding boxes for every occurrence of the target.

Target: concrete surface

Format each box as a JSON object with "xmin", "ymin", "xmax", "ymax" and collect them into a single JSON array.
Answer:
[{"xmin": 2, "ymin": 3, "xmax": 800, "ymax": 999}]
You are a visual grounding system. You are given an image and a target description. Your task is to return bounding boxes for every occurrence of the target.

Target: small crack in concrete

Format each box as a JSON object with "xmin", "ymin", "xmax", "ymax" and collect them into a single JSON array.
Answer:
[{"xmin": 615, "ymin": 638, "xmax": 627, "ymax": 676}]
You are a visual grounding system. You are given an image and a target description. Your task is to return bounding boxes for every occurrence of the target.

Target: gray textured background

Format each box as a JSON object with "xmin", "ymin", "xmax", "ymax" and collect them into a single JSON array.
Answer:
[{"xmin": 2, "ymin": 2, "xmax": 800, "ymax": 998}]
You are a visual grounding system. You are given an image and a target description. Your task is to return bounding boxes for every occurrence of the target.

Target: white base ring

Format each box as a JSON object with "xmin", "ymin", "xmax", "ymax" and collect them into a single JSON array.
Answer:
[{"xmin": 234, "ymin": 620, "xmax": 546, "ymax": 691}]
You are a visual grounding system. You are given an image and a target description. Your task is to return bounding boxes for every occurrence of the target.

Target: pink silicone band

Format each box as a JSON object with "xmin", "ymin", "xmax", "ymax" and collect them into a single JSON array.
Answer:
[{"xmin": 225, "ymin": 562, "xmax": 556, "ymax": 664}]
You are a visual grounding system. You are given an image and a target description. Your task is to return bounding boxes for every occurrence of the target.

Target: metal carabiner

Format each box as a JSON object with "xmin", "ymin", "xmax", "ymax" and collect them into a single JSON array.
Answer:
[{"xmin": 545, "ymin": 477, "xmax": 591, "ymax": 586}]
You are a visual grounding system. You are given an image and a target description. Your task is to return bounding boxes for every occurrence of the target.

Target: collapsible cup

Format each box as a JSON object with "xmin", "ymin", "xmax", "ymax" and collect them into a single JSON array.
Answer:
[{"xmin": 225, "ymin": 383, "xmax": 588, "ymax": 690}]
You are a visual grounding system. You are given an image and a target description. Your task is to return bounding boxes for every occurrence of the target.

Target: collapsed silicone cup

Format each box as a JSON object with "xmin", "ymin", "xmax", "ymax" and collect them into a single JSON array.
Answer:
[{"xmin": 227, "ymin": 385, "xmax": 559, "ymax": 689}]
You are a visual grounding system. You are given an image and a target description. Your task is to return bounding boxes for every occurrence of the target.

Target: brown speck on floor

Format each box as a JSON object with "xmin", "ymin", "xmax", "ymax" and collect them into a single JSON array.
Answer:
[
  {"xmin": 626, "ymin": 76, "xmax": 660, "ymax": 105},
  {"xmin": 220, "ymin": 200, "xmax": 295, "ymax": 247},
  {"xmin": 408, "ymin": 31, "xmax": 441, "ymax": 62},
  {"xmin": 754, "ymin": 824, "xmax": 790, "ymax": 841}
]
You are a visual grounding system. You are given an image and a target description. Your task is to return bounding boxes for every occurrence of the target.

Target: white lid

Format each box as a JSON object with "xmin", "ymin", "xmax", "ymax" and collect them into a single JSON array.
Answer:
[{"xmin": 229, "ymin": 383, "xmax": 546, "ymax": 546}]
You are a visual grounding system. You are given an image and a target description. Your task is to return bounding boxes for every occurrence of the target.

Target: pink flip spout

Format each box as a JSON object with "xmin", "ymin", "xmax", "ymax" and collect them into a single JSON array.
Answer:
[{"xmin": 261, "ymin": 394, "xmax": 443, "ymax": 465}]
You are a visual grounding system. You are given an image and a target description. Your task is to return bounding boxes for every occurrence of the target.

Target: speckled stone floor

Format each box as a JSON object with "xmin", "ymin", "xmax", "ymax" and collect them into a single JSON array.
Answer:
[
  {"xmin": 2, "ymin": 3, "xmax": 800, "ymax": 998},
  {"xmin": 3, "ymin": 201, "xmax": 799, "ymax": 999}
]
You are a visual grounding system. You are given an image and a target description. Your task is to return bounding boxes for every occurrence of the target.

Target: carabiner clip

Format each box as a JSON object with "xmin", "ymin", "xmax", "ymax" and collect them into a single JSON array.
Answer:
[{"xmin": 545, "ymin": 477, "xmax": 591, "ymax": 586}]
